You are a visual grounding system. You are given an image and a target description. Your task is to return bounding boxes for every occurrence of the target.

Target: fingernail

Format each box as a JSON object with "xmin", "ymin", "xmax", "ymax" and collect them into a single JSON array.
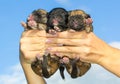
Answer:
[
  {"xmin": 46, "ymin": 39, "xmax": 52, "ymax": 43},
  {"xmin": 44, "ymin": 51, "xmax": 49, "ymax": 56},
  {"xmin": 36, "ymin": 54, "xmax": 41, "ymax": 57},
  {"xmin": 75, "ymin": 55, "xmax": 80, "ymax": 60},
  {"xmin": 54, "ymin": 52, "xmax": 60, "ymax": 56},
  {"xmin": 68, "ymin": 29, "xmax": 76, "ymax": 33},
  {"xmin": 57, "ymin": 43, "xmax": 63, "ymax": 46},
  {"xmin": 36, "ymin": 54, "xmax": 43, "ymax": 60},
  {"xmin": 47, "ymin": 32, "xmax": 58, "ymax": 37},
  {"xmin": 45, "ymin": 47, "xmax": 52, "ymax": 52},
  {"xmin": 47, "ymin": 47, "xmax": 52, "ymax": 51}
]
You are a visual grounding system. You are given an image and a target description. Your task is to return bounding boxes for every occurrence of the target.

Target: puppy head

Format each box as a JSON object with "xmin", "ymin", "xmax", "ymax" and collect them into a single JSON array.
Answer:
[
  {"xmin": 68, "ymin": 9, "xmax": 93, "ymax": 32},
  {"xmin": 27, "ymin": 9, "xmax": 47, "ymax": 30},
  {"xmin": 47, "ymin": 7, "xmax": 68, "ymax": 31},
  {"xmin": 32, "ymin": 9, "xmax": 47, "ymax": 24}
]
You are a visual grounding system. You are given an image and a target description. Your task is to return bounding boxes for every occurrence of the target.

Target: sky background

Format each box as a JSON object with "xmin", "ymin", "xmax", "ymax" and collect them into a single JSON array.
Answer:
[{"xmin": 0, "ymin": 0, "xmax": 120, "ymax": 84}]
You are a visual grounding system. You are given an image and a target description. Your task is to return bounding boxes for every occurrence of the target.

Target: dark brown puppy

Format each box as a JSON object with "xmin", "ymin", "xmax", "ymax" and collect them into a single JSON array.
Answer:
[
  {"xmin": 47, "ymin": 7, "xmax": 68, "ymax": 33},
  {"xmin": 46, "ymin": 7, "xmax": 69, "ymax": 79},
  {"xmin": 65, "ymin": 9, "xmax": 93, "ymax": 78}
]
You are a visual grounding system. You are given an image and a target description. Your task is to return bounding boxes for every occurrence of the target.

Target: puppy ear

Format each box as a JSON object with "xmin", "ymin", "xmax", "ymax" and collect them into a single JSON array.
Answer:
[
  {"xmin": 86, "ymin": 14, "xmax": 91, "ymax": 18},
  {"xmin": 68, "ymin": 10, "xmax": 72, "ymax": 16},
  {"xmin": 46, "ymin": 12, "xmax": 49, "ymax": 18}
]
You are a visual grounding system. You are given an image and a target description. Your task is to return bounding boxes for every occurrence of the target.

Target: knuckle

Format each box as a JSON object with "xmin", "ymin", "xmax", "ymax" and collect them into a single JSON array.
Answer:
[
  {"xmin": 20, "ymin": 44, "xmax": 27, "ymax": 52},
  {"xmin": 21, "ymin": 45, "xmax": 24, "ymax": 50},
  {"xmin": 23, "ymin": 52, "xmax": 30, "ymax": 60},
  {"xmin": 86, "ymin": 47, "xmax": 90, "ymax": 54},
  {"xmin": 20, "ymin": 37, "xmax": 26, "ymax": 44},
  {"xmin": 86, "ymin": 38, "xmax": 91, "ymax": 46},
  {"xmin": 82, "ymin": 46, "xmax": 90, "ymax": 54}
]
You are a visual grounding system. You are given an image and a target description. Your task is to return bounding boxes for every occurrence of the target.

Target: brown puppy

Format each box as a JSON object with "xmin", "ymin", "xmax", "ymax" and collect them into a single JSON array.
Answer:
[
  {"xmin": 21, "ymin": 9, "xmax": 59, "ymax": 78},
  {"xmin": 65, "ymin": 9, "xmax": 93, "ymax": 78},
  {"xmin": 25, "ymin": 9, "xmax": 47, "ymax": 30},
  {"xmin": 68, "ymin": 9, "xmax": 93, "ymax": 32},
  {"xmin": 29, "ymin": 9, "xmax": 60, "ymax": 78}
]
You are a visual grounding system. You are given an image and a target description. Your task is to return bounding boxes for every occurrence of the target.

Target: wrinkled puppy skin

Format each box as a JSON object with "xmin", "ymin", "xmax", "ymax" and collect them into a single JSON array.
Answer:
[
  {"xmin": 68, "ymin": 9, "xmax": 93, "ymax": 32},
  {"xmin": 66, "ymin": 9, "xmax": 93, "ymax": 78},
  {"xmin": 25, "ymin": 9, "xmax": 47, "ymax": 30},
  {"xmin": 46, "ymin": 7, "xmax": 68, "ymax": 34},
  {"xmin": 46, "ymin": 7, "xmax": 69, "ymax": 79}
]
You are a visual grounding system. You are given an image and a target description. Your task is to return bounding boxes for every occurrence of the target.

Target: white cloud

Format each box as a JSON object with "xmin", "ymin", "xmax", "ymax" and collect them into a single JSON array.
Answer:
[
  {"xmin": 109, "ymin": 41, "xmax": 120, "ymax": 49},
  {"xmin": 1, "ymin": 55, "xmax": 120, "ymax": 84},
  {"xmin": 0, "ymin": 64, "xmax": 26, "ymax": 84},
  {"xmin": 0, "ymin": 64, "xmax": 119, "ymax": 84}
]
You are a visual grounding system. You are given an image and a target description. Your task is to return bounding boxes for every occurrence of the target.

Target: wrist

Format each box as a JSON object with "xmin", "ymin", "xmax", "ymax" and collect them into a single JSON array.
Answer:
[
  {"xmin": 98, "ymin": 46, "xmax": 120, "ymax": 77},
  {"xmin": 97, "ymin": 45, "xmax": 114, "ymax": 66},
  {"xmin": 19, "ymin": 52, "xmax": 33, "ymax": 64}
]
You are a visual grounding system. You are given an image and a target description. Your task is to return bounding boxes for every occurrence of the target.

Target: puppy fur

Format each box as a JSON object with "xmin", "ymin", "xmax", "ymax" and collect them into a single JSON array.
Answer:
[
  {"xmin": 66, "ymin": 9, "xmax": 93, "ymax": 78},
  {"xmin": 29, "ymin": 8, "xmax": 93, "ymax": 79},
  {"xmin": 46, "ymin": 7, "xmax": 68, "ymax": 33},
  {"xmin": 26, "ymin": 9, "xmax": 47, "ymax": 30},
  {"xmin": 68, "ymin": 9, "xmax": 93, "ymax": 32},
  {"xmin": 31, "ymin": 54, "xmax": 60, "ymax": 78},
  {"xmin": 26, "ymin": 9, "xmax": 59, "ymax": 78}
]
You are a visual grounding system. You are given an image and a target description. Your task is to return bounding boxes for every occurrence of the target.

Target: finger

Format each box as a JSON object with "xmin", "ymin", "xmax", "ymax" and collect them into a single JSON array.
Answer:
[
  {"xmin": 20, "ymin": 44, "xmax": 45, "ymax": 52},
  {"xmin": 52, "ymin": 52, "xmax": 80, "ymax": 59},
  {"xmin": 46, "ymin": 30, "xmax": 89, "ymax": 39},
  {"xmin": 20, "ymin": 36, "xmax": 46, "ymax": 44},
  {"xmin": 21, "ymin": 30, "xmax": 46, "ymax": 37},
  {"xmin": 47, "ymin": 46, "xmax": 89, "ymax": 54},
  {"xmin": 21, "ymin": 50, "xmax": 45, "ymax": 63},
  {"xmin": 46, "ymin": 44, "xmax": 63, "ymax": 47},
  {"xmin": 46, "ymin": 38, "xmax": 89, "ymax": 46},
  {"xmin": 21, "ymin": 21, "xmax": 27, "ymax": 29}
]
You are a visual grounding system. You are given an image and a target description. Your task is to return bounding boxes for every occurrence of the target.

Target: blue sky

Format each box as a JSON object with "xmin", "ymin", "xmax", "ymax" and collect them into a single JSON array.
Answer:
[{"xmin": 0, "ymin": 0, "xmax": 120, "ymax": 84}]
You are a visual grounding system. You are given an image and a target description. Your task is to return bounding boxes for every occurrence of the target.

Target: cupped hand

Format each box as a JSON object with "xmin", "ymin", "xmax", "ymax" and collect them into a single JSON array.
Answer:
[
  {"xmin": 20, "ymin": 30, "xmax": 47, "ymax": 64},
  {"xmin": 46, "ymin": 31, "xmax": 111, "ymax": 64}
]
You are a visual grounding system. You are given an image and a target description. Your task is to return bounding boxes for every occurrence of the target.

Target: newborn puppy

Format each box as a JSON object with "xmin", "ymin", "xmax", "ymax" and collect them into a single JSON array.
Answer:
[
  {"xmin": 65, "ymin": 9, "xmax": 93, "ymax": 78},
  {"xmin": 22, "ymin": 9, "xmax": 59, "ymax": 78},
  {"xmin": 25, "ymin": 9, "xmax": 47, "ymax": 30},
  {"xmin": 68, "ymin": 9, "xmax": 93, "ymax": 32},
  {"xmin": 46, "ymin": 7, "xmax": 68, "ymax": 34},
  {"xmin": 46, "ymin": 7, "xmax": 69, "ymax": 79}
]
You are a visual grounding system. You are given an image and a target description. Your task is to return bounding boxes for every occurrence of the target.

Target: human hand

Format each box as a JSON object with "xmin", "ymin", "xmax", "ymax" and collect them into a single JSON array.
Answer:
[
  {"xmin": 46, "ymin": 31, "xmax": 112, "ymax": 64},
  {"xmin": 20, "ymin": 30, "xmax": 47, "ymax": 64}
]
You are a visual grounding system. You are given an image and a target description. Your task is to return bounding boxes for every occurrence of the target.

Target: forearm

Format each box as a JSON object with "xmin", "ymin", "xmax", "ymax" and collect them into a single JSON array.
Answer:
[
  {"xmin": 20, "ymin": 55, "xmax": 46, "ymax": 84},
  {"xmin": 98, "ymin": 46, "xmax": 120, "ymax": 77}
]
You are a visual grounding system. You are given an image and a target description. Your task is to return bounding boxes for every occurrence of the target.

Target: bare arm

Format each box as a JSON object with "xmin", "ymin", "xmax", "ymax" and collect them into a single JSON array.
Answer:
[
  {"xmin": 20, "ymin": 55, "xmax": 46, "ymax": 84},
  {"xmin": 46, "ymin": 31, "xmax": 120, "ymax": 77},
  {"xmin": 19, "ymin": 30, "xmax": 47, "ymax": 84}
]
